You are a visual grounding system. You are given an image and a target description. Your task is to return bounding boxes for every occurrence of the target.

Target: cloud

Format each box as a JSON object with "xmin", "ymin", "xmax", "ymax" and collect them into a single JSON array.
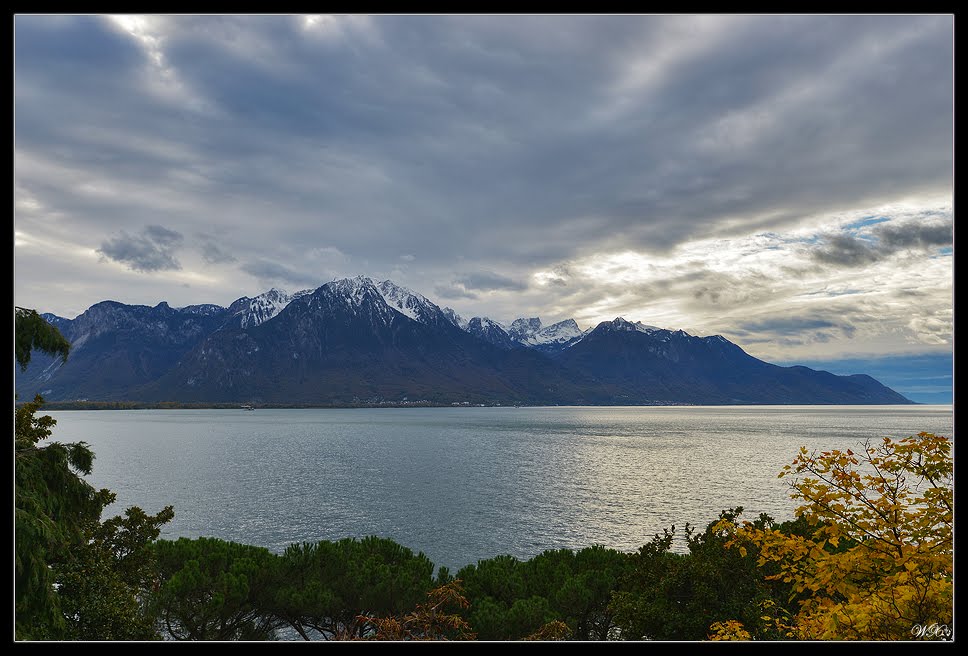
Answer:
[
  {"xmin": 13, "ymin": 14, "xmax": 952, "ymax": 369},
  {"xmin": 432, "ymin": 271, "xmax": 529, "ymax": 305},
  {"xmin": 16, "ymin": 16, "xmax": 952, "ymax": 271},
  {"xmin": 737, "ymin": 317, "xmax": 853, "ymax": 337},
  {"xmin": 434, "ymin": 284, "xmax": 479, "ymax": 301},
  {"xmin": 240, "ymin": 258, "xmax": 320, "ymax": 287},
  {"xmin": 810, "ymin": 217, "xmax": 953, "ymax": 267},
  {"xmin": 875, "ymin": 220, "xmax": 953, "ymax": 249},
  {"xmin": 453, "ymin": 271, "xmax": 528, "ymax": 292},
  {"xmin": 907, "ymin": 310, "xmax": 952, "ymax": 346},
  {"xmin": 143, "ymin": 224, "xmax": 182, "ymax": 246},
  {"xmin": 810, "ymin": 234, "xmax": 881, "ymax": 267},
  {"xmin": 97, "ymin": 224, "xmax": 184, "ymax": 272},
  {"xmin": 199, "ymin": 239, "xmax": 236, "ymax": 264}
]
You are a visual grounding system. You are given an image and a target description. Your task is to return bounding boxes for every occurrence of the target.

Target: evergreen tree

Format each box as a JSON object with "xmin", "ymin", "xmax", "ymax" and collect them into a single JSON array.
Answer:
[
  {"xmin": 15, "ymin": 307, "xmax": 173, "ymax": 640},
  {"xmin": 57, "ymin": 505, "xmax": 175, "ymax": 640},
  {"xmin": 15, "ymin": 306, "xmax": 70, "ymax": 372},
  {"xmin": 151, "ymin": 537, "xmax": 283, "ymax": 640},
  {"xmin": 15, "ymin": 395, "xmax": 113, "ymax": 639},
  {"xmin": 270, "ymin": 536, "xmax": 437, "ymax": 640}
]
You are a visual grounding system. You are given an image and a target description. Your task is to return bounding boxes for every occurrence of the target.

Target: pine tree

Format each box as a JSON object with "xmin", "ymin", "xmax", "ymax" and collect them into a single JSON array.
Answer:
[{"xmin": 14, "ymin": 307, "xmax": 173, "ymax": 639}]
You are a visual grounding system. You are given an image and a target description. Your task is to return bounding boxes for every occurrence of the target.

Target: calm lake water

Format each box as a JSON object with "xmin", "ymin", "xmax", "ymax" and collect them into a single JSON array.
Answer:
[{"xmin": 45, "ymin": 405, "xmax": 953, "ymax": 572}]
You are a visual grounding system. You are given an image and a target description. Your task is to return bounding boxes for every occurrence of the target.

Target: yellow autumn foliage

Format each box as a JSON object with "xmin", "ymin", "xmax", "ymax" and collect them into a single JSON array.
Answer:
[{"xmin": 712, "ymin": 432, "xmax": 952, "ymax": 641}]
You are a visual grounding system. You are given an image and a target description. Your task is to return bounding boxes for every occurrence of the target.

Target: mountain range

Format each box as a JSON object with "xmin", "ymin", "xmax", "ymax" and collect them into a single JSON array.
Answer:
[{"xmin": 15, "ymin": 276, "xmax": 913, "ymax": 406}]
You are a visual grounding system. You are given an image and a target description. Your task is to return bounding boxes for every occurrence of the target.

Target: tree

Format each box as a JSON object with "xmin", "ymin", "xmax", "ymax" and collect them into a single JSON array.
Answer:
[
  {"xmin": 718, "ymin": 433, "xmax": 953, "ymax": 640},
  {"xmin": 456, "ymin": 546, "xmax": 629, "ymax": 640},
  {"xmin": 15, "ymin": 307, "xmax": 173, "ymax": 640},
  {"xmin": 15, "ymin": 307, "xmax": 90, "ymax": 638},
  {"xmin": 456, "ymin": 554, "xmax": 531, "ymax": 640},
  {"xmin": 525, "ymin": 619, "xmax": 572, "ymax": 641},
  {"xmin": 15, "ymin": 395, "xmax": 113, "ymax": 639},
  {"xmin": 609, "ymin": 509, "xmax": 801, "ymax": 641},
  {"xmin": 269, "ymin": 536, "xmax": 437, "ymax": 640},
  {"xmin": 15, "ymin": 306, "xmax": 70, "ymax": 372},
  {"xmin": 151, "ymin": 537, "xmax": 284, "ymax": 640},
  {"xmin": 356, "ymin": 580, "xmax": 477, "ymax": 640},
  {"xmin": 56, "ymin": 505, "xmax": 175, "ymax": 640},
  {"xmin": 535, "ymin": 545, "xmax": 628, "ymax": 640}
]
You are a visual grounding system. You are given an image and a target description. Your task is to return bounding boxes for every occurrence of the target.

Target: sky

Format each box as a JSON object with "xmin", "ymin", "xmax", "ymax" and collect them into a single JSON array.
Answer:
[{"xmin": 13, "ymin": 15, "xmax": 954, "ymax": 402}]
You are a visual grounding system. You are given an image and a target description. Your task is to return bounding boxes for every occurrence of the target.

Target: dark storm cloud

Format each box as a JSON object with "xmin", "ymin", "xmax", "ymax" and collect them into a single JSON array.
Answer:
[
  {"xmin": 434, "ymin": 284, "xmax": 479, "ymax": 301},
  {"xmin": 737, "ymin": 317, "xmax": 850, "ymax": 337},
  {"xmin": 144, "ymin": 225, "xmax": 183, "ymax": 247},
  {"xmin": 875, "ymin": 220, "xmax": 953, "ymax": 249},
  {"xmin": 810, "ymin": 218, "xmax": 953, "ymax": 267},
  {"xmin": 240, "ymin": 259, "xmax": 320, "ymax": 288},
  {"xmin": 199, "ymin": 240, "xmax": 237, "ymax": 265},
  {"xmin": 433, "ymin": 271, "xmax": 528, "ymax": 303},
  {"xmin": 453, "ymin": 272, "xmax": 528, "ymax": 292},
  {"xmin": 811, "ymin": 234, "xmax": 881, "ymax": 267},
  {"xmin": 97, "ymin": 225, "xmax": 184, "ymax": 272}
]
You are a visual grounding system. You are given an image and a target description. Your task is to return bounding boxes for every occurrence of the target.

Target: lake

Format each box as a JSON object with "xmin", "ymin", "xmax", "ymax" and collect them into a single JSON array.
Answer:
[{"xmin": 45, "ymin": 405, "xmax": 953, "ymax": 572}]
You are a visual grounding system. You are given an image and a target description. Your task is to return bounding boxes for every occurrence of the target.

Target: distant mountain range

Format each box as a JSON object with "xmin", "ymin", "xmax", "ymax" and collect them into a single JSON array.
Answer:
[{"xmin": 16, "ymin": 276, "xmax": 913, "ymax": 406}]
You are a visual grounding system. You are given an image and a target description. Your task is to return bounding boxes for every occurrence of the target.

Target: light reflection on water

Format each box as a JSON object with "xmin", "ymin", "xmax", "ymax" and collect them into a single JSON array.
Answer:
[{"xmin": 45, "ymin": 405, "xmax": 953, "ymax": 571}]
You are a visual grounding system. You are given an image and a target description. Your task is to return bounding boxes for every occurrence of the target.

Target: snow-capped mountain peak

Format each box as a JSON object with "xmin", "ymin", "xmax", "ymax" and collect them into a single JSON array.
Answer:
[
  {"xmin": 327, "ymin": 275, "xmax": 379, "ymax": 307},
  {"xmin": 466, "ymin": 316, "xmax": 517, "ymax": 350},
  {"xmin": 470, "ymin": 316, "xmax": 504, "ymax": 330},
  {"xmin": 442, "ymin": 307, "xmax": 468, "ymax": 330},
  {"xmin": 509, "ymin": 317, "xmax": 543, "ymax": 342},
  {"xmin": 497, "ymin": 316, "xmax": 587, "ymax": 351},
  {"xmin": 228, "ymin": 287, "xmax": 314, "ymax": 329},
  {"xmin": 178, "ymin": 303, "xmax": 227, "ymax": 316},
  {"xmin": 376, "ymin": 279, "xmax": 443, "ymax": 325},
  {"xmin": 606, "ymin": 317, "xmax": 639, "ymax": 332},
  {"xmin": 531, "ymin": 318, "xmax": 583, "ymax": 345},
  {"xmin": 634, "ymin": 321, "xmax": 661, "ymax": 333},
  {"xmin": 314, "ymin": 276, "xmax": 451, "ymax": 329},
  {"xmin": 597, "ymin": 317, "xmax": 678, "ymax": 339},
  {"xmin": 602, "ymin": 317, "xmax": 666, "ymax": 333}
]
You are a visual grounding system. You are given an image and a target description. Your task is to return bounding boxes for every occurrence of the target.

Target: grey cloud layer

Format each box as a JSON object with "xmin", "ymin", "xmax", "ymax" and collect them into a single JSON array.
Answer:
[{"xmin": 15, "ymin": 15, "xmax": 953, "ymax": 271}]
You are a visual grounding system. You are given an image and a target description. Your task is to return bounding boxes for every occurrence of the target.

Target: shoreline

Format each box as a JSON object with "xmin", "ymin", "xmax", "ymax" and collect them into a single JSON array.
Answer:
[{"xmin": 28, "ymin": 401, "xmax": 939, "ymax": 411}]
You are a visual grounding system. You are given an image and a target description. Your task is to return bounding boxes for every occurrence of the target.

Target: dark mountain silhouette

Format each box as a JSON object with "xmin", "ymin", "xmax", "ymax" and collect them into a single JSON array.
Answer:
[{"xmin": 16, "ymin": 277, "xmax": 913, "ymax": 406}]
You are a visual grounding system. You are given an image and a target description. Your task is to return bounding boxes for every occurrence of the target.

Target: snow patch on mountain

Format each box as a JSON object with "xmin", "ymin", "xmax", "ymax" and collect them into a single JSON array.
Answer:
[
  {"xmin": 229, "ymin": 287, "xmax": 313, "ymax": 329},
  {"xmin": 466, "ymin": 316, "xmax": 517, "ymax": 350},
  {"xmin": 529, "ymin": 319, "xmax": 583, "ymax": 346},
  {"xmin": 179, "ymin": 303, "xmax": 226, "ymax": 316},
  {"xmin": 634, "ymin": 321, "xmax": 661, "ymax": 333},
  {"xmin": 471, "ymin": 316, "xmax": 505, "ymax": 331},
  {"xmin": 509, "ymin": 317, "xmax": 543, "ymax": 342},
  {"xmin": 376, "ymin": 279, "xmax": 443, "ymax": 325},
  {"xmin": 505, "ymin": 317, "xmax": 585, "ymax": 348},
  {"xmin": 442, "ymin": 307, "xmax": 468, "ymax": 330},
  {"xmin": 600, "ymin": 317, "xmax": 662, "ymax": 334},
  {"xmin": 328, "ymin": 276, "xmax": 377, "ymax": 307}
]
